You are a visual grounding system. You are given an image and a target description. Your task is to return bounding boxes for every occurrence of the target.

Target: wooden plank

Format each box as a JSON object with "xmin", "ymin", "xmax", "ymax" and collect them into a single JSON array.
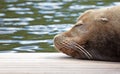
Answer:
[{"xmin": 0, "ymin": 53, "xmax": 119, "ymax": 74}]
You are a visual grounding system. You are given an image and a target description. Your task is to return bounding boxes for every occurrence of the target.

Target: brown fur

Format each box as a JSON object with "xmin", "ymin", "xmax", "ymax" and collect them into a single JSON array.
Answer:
[{"xmin": 54, "ymin": 6, "xmax": 120, "ymax": 61}]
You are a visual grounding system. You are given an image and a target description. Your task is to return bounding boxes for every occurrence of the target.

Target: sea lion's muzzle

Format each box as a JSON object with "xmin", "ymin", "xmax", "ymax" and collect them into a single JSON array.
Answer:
[{"xmin": 54, "ymin": 34, "xmax": 93, "ymax": 59}]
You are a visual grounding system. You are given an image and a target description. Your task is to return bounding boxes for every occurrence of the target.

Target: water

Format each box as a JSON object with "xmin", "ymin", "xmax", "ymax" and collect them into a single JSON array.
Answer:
[{"xmin": 0, "ymin": 0, "xmax": 119, "ymax": 53}]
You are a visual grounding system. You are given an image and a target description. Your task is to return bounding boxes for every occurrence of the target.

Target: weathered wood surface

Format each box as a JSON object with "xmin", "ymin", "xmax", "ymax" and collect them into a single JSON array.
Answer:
[{"xmin": 0, "ymin": 53, "xmax": 119, "ymax": 74}]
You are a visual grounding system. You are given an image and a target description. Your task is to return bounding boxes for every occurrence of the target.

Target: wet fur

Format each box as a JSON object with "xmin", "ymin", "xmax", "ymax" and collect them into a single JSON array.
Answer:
[{"xmin": 54, "ymin": 6, "xmax": 120, "ymax": 62}]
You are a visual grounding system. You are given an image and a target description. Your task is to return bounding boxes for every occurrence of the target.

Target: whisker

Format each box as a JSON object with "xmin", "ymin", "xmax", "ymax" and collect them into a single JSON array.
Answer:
[
  {"xmin": 72, "ymin": 41, "xmax": 93, "ymax": 59},
  {"xmin": 64, "ymin": 41, "xmax": 91, "ymax": 59},
  {"xmin": 63, "ymin": 41, "xmax": 92, "ymax": 59},
  {"xmin": 55, "ymin": 39, "xmax": 93, "ymax": 59}
]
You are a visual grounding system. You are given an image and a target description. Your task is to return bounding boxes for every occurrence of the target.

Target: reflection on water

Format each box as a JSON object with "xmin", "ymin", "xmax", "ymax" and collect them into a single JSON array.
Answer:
[{"xmin": 0, "ymin": 0, "xmax": 119, "ymax": 52}]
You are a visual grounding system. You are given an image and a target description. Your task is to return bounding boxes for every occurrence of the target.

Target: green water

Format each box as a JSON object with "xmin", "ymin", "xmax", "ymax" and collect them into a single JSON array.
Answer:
[{"xmin": 0, "ymin": 0, "xmax": 119, "ymax": 53}]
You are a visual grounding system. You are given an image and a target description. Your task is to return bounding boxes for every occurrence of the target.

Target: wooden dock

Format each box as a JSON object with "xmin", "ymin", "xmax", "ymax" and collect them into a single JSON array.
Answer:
[{"xmin": 0, "ymin": 53, "xmax": 119, "ymax": 74}]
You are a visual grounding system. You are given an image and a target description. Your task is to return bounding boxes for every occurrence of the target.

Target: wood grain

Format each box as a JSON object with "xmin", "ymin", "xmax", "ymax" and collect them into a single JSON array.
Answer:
[{"xmin": 0, "ymin": 53, "xmax": 119, "ymax": 74}]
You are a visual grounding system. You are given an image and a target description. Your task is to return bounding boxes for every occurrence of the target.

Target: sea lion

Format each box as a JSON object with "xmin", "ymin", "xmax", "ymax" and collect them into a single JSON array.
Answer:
[{"xmin": 54, "ymin": 6, "xmax": 120, "ymax": 62}]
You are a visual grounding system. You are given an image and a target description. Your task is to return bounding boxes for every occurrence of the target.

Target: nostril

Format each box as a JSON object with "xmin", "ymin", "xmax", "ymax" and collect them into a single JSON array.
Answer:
[
  {"xmin": 54, "ymin": 34, "xmax": 66, "ymax": 41},
  {"xmin": 54, "ymin": 35, "xmax": 60, "ymax": 41},
  {"xmin": 54, "ymin": 34, "xmax": 66, "ymax": 46},
  {"xmin": 53, "ymin": 34, "xmax": 61, "ymax": 45},
  {"xmin": 53, "ymin": 34, "xmax": 62, "ymax": 49}
]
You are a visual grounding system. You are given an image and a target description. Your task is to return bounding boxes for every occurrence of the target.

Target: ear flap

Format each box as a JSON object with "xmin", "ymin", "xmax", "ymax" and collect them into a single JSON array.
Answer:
[{"xmin": 100, "ymin": 17, "xmax": 109, "ymax": 22}]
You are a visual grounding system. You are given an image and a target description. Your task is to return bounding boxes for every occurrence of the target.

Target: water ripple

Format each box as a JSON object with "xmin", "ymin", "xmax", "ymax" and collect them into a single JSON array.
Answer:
[
  {"xmin": 13, "ymin": 45, "xmax": 41, "ymax": 52},
  {"xmin": 38, "ymin": 10, "xmax": 56, "ymax": 14},
  {"xmin": 0, "ymin": 27, "xmax": 22, "ymax": 34},
  {"xmin": 3, "ymin": 18, "xmax": 34, "ymax": 21},
  {"xmin": 0, "ymin": 0, "xmax": 116, "ymax": 52},
  {"xmin": 43, "ymin": 15, "xmax": 53, "ymax": 19},
  {"xmin": 0, "ymin": 39, "xmax": 53, "ymax": 44},
  {"xmin": 7, "ymin": 7, "xmax": 30, "ymax": 11},
  {"xmin": 25, "ymin": 24, "xmax": 73, "ymax": 35},
  {"xmin": 34, "ymin": 2, "xmax": 63, "ymax": 10},
  {"xmin": 112, "ymin": 2, "xmax": 120, "ymax": 5},
  {"xmin": 5, "ymin": 0, "xmax": 18, "ymax": 3},
  {"xmin": 69, "ymin": 5, "xmax": 96, "ymax": 10},
  {"xmin": 16, "ymin": 11, "xmax": 34, "ymax": 14},
  {"xmin": 0, "ymin": 13, "xmax": 5, "ymax": 16},
  {"xmin": 4, "ymin": 22, "xmax": 29, "ymax": 25}
]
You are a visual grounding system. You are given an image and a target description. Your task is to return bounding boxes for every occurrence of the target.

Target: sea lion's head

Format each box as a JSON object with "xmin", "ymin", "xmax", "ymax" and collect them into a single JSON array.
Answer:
[{"xmin": 54, "ymin": 6, "xmax": 120, "ymax": 61}]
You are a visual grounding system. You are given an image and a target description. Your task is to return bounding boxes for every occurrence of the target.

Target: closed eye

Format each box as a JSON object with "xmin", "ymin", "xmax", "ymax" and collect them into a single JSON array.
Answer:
[{"xmin": 74, "ymin": 24, "xmax": 83, "ymax": 28}]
